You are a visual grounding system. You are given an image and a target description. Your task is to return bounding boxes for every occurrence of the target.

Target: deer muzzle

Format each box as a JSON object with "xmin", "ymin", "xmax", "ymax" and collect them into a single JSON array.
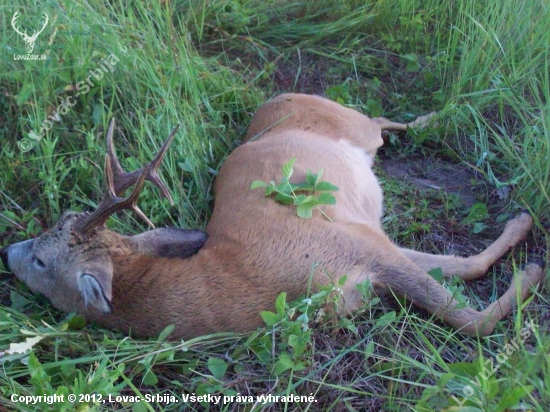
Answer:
[{"xmin": 0, "ymin": 239, "xmax": 35, "ymax": 275}]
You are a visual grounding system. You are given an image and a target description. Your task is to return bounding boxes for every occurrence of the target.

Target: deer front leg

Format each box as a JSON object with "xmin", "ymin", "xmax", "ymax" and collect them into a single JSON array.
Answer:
[{"xmin": 398, "ymin": 211, "xmax": 534, "ymax": 281}]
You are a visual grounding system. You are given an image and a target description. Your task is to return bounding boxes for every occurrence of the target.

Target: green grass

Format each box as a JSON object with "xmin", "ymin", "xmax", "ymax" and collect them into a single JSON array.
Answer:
[{"xmin": 1, "ymin": 0, "xmax": 549, "ymax": 410}]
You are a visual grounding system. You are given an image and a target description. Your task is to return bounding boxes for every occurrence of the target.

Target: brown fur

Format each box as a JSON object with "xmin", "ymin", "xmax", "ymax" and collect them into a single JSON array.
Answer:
[{"xmin": 0, "ymin": 93, "xmax": 544, "ymax": 339}]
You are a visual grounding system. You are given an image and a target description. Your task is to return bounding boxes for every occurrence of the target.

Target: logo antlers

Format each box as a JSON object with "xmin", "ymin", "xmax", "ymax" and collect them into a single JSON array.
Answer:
[{"xmin": 11, "ymin": 11, "xmax": 49, "ymax": 54}]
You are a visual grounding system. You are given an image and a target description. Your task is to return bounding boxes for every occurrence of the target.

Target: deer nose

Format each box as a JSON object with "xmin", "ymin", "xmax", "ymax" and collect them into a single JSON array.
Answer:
[{"xmin": 0, "ymin": 246, "xmax": 10, "ymax": 272}]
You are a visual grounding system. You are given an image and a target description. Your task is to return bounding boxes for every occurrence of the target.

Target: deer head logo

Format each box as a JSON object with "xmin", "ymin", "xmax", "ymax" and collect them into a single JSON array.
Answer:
[{"xmin": 11, "ymin": 11, "xmax": 49, "ymax": 54}]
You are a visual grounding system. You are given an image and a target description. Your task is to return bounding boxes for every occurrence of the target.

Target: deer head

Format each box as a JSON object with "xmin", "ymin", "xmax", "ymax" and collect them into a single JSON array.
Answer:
[
  {"xmin": 0, "ymin": 120, "xmax": 207, "ymax": 316},
  {"xmin": 11, "ymin": 11, "xmax": 49, "ymax": 54}
]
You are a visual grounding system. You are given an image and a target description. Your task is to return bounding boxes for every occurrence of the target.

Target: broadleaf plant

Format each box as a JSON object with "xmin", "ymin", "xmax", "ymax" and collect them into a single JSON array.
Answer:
[{"xmin": 251, "ymin": 158, "xmax": 339, "ymax": 220}]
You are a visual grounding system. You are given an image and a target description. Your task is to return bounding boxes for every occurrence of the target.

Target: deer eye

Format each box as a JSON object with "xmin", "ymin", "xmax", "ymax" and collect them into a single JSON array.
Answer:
[{"xmin": 33, "ymin": 256, "xmax": 46, "ymax": 269}]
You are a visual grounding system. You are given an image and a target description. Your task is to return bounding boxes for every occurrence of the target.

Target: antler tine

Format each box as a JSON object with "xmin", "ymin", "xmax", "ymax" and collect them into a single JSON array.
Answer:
[
  {"xmin": 106, "ymin": 120, "xmax": 178, "ymax": 205},
  {"xmin": 35, "ymin": 13, "xmax": 49, "ymax": 36},
  {"xmin": 75, "ymin": 119, "xmax": 179, "ymax": 236},
  {"xmin": 11, "ymin": 11, "xmax": 26, "ymax": 36},
  {"xmin": 75, "ymin": 159, "xmax": 152, "ymax": 235}
]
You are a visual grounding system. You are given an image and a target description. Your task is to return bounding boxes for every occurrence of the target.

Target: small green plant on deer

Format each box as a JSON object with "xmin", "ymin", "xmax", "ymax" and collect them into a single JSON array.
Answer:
[{"xmin": 251, "ymin": 158, "xmax": 339, "ymax": 219}]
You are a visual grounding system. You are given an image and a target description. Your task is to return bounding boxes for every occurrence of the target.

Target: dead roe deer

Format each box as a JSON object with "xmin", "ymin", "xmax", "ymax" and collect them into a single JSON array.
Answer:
[{"xmin": 0, "ymin": 94, "xmax": 545, "ymax": 339}]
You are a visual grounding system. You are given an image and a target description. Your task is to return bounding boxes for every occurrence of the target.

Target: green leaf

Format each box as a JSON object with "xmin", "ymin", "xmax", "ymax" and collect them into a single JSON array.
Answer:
[
  {"xmin": 281, "ymin": 158, "xmax": 296, "ymax": 179},
  {"xmin": 434, "ymin": 372, "xmax": 454, "ymax": 389},
  {"xmin": 16, "ymin": 83, "xmax": 34, "ymax": 106},
  {"xmin": 65, "ymin": 314, "xmax": 87, "ymax": 330},
  {"xmin": 305, "ymin": 171, "xmax": 317, "ymax": 188},
  {"xmin": 496, "ymin": 386, "xmax": 534, "ymax": 409},
  {"xmin": 339, "ymin": 317, "xmax": 357, "ymax": 334},
  {"xmin": 317, "ymin": 192, "xmax": 336, "ymax": 205},
  {"xmin": 273, "ymin": 352, "xmax": 294, "ymax": 375},
  {"xmin": 207, "ymin": 357, "xmax": 227, "ymax": 380},
  {"xmin": 403, "ymin": 53, "xmax": 420, "ymax": 72},
  {"xmin": 310, "ymin": 290, "xmax": 329, "ymax": 300},
  {"xmin": 10, "ymin": 291, "xmax": 33, "ymax": 312},
  {"xmin": 178, "ymin": 158, "xmax": 194, "ymax": 173},
  {"xmin": 274, "ymin": 192, "xmax": 294, "ymax": 205},
  {"xmin": 315, "ymin": 168, "xmax": 324, "ymax": 185},
  {"xmin": 447, "ymin": 362, "xmax": 480, "ymax": 378},
  {"xmin": 289, "ymin": 182, "xmax": 307, "ymax": 192},
  {"xmin": 375, "ymin": 311, "xmax": 396, "ymax": 328},
  {"xmin": 496, "ymin": 213, "xmax": 509, "ymax": 223},
  {"xmin": 296, "ymin": 204, "xmax": 314, "ymax": 219},
  {"xmin": 288, "ymin": 334, "xmax": 309, "ymax": 356},
  {"xmin": 315, "ymin": 181, "xmax": 339, "ymax": 191},
  {"xmin": 294, "ymin": 195, "xmax": 316, "ymax": 205},
  {"xmin": 132, "ymin": 401, "xmax": 149, "ymax": 412},
  {"xmin": 463, "ymin": 202, "xmax": 489, "ymax": 223},
  {"xmin": 250, "ymin": 180, "xmax": 268, "ymax": 189},
  {"xmin": 252, "ymin": 159, "xmax": 338, "ymax": 220},
  {"xmin": 296, "ymin": 313, "xmax": 309, "ymax": 325},
  {"xmin": 428, "ymin": 267, "xmax": 444, "ymax": 283},
  {"xmin": 364, "ymin": 341, "xmax": 375, "ymax": 357},
  {"xmin": 158, "ymin": 324, "xmax": 175, "ymax": 341},
  {"xmin": 264, "ymin": 182, "xmax": 276, "ymax": 196},
  {"xmin": 260, "ymin": 311, "xmax": 280, "ymax": 326},
  {"xmin": 472, "ymin": 222, "xmax": 486, "ymax": 234},
  {"xmin": 275, "ymin": 292, "xmax": 287, "ymax": 316},
  {"xmin": 142, "ymin": 370, "xmax": 158, "ymax": 386},
  {"xmin": 356, "ymin": 279, "xmax": 372, "ymax": 295},
  {"xmin": 275, "ymin": 181, "xmax": 290, "ymax": 193},
  {"xmin": 92, "ymin": 103, "xmax": 104, "ymax": 126},
  {"xmin": 28, "ymin": 352, "xmax": 51, "ymax": 389}
]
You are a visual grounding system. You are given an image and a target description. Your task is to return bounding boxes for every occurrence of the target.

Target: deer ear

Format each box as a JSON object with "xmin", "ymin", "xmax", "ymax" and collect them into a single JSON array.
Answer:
[
  {"xmin": 130, "ymin": 228, "xmax": 208, "ymax": 259},
  {"xmin": 78, "ymin": 268, "xmax": 113, "ymax": 314}
]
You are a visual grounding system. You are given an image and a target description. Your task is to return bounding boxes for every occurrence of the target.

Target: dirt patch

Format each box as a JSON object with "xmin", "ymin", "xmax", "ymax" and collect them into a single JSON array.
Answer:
[{"xmin": 381, "ymin": 157, "xmax": 480, "ymax": 208}]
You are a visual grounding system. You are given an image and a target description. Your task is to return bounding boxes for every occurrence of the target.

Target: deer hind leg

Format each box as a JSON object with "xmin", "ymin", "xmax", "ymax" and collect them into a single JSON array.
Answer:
[
  {"xmin": 373, "ymin": 253, "xmax": 544, "ymax": 336},
  {"xmin": 372, "ymin": 112, "xmax": 437, "ymax": 133},
  {"xmin": 337, "ymin": 222, "xmax": 543, "ymax": 336},
  {"xmin": 399, "ymin": 211, "xmax": 534, "ymax": 281}
]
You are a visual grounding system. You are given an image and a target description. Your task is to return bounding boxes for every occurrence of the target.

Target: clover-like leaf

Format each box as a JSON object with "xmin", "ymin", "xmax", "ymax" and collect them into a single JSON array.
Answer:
[
  {"xmin": 317, "ymin": 192, "xmax": 337, "ymax": 205},
  {"xmin": 296, "ymin": 203, "xmax": 315, "ymax": 219},
  {"xmin": 250, "ymin": 180, "xmax": 268, "ymax": 190},
  {"xmin": 315, "ymin": 181, "xmax": 339, "ymax": 192},
  {"xmin": 249, "ymin": 159, "xmax": 338, "ymax": 220},
  {"xmin": 281, "ymin": 158, "xmax": 297, "ymax": 179}
]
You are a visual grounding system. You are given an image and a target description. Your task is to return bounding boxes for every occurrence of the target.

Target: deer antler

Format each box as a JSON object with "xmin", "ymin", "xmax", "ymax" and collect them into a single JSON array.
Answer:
[
  {"xmin": 11, "ymin": 11, "xmax": 27, "ymax": 38},
  {"xmin": 75, "ymin": 119, "xmax": 179, "ymax": 236},
  {"xmin": 11, "ymin": 12, "xmax": 48, "ymax": 39},
  {"xmin": 33, "ymin": 13, "xmax": 49, "ymax": 38},
  {"xmin": 11, "ymin": 12, "xmax": 49, "ymax": 54}
]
